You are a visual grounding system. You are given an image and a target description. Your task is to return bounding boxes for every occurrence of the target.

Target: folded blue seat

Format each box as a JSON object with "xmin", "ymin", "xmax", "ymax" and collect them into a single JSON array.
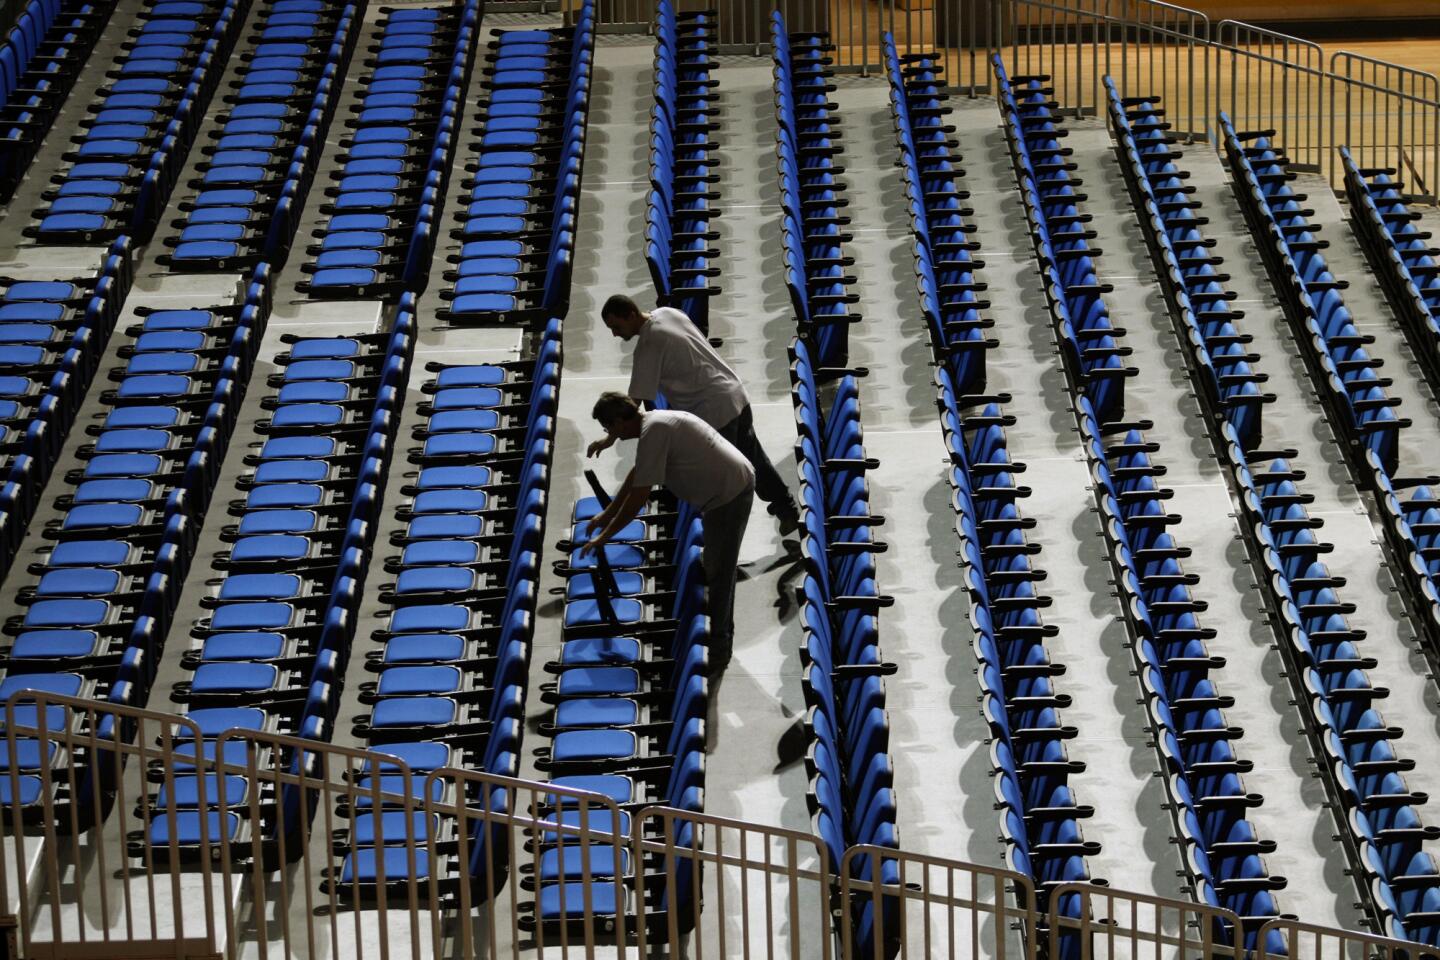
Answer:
[{"xmin": 197, "ymin": 631, "xmax": 290, "ymax": 662}]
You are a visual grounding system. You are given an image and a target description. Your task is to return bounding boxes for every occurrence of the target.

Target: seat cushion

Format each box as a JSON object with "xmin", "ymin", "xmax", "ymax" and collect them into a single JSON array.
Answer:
[
  {"xmin": 553, "ymin": 698, "xmax": 638, "ymax": 729},
  {"xmin": 551, "ymin": 729, "xmax": 637, "ymax": 763},
  {"xmin": 556, "ymin": 667, "xmax": 639, "ymax": 698}
]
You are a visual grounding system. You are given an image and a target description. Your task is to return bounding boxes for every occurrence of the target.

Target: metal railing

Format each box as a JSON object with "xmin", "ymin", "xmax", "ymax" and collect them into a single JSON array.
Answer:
[
  {"xmin": 996, "ymin": 0, "xmax": 1212, "ymax": 134},
  {"xmin": 1331, "ymin": 50, "xmax": 1440, "ymax": 201},
  {"xmin": 1215, "ymin": 20, "xmax": 1327, "ymax": 169},
  {"xmin": 572, "ymin": 0, "xmax": 1440, "ymax": 202},
  {"xmin": 5, "ymin": 692, "xmax": 1440, "ymax": 960}
]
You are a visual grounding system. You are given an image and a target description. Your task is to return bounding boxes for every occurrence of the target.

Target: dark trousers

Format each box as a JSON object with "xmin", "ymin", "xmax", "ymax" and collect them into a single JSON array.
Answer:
[
  {"xmin": 717, "ymin": 405, "xmax": 795, "ymax": 516},
  {"xmin": 703, "ymin": 482, "xmax": 753, "ymax": 674}
]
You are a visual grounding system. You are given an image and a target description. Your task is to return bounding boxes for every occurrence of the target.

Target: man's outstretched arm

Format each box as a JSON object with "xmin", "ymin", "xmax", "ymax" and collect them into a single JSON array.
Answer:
[{"xmin": 581, "ymin": 478, "xmax": 649, "ymax": 556}]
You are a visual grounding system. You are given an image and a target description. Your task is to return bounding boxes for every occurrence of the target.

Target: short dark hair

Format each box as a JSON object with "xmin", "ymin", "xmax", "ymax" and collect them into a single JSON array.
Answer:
[
  {"xmin": 601, "ymin": 294, "xmax": 641, "ymax": 322},
  {"xmin": 592, "ymin": 391, "xmax": 640, "ymax": 427}
]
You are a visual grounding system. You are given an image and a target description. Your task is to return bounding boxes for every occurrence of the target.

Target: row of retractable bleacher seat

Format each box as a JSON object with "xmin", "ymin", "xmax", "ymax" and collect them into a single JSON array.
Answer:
[
  {"xmin": 434, "ymin": 2, "xmax": 594, "ymax": 324},
  {"xmin": 147, "ymin": 296, "xmax": 414, "ymax": 858},
  {"xmin": 884, "ymin": 38, "xmax": 1098, "ymax": 939},
  {"xmin": 0, "ymin": 266, "xmax": 266, "ymax": 815},
  {"xmin": 1346, "ymin": 151, "xmax": 1440, "ymax": 400},
  {"xmin": 0, "ymin": 0, "xmax": 116, "ymax": 201},
  {"xmin": 1222, "ymin": 119, "xmax": 1406, "ymax": 479},
  {"xmin": 1223, "ymin": 117, "xmax": 1440, "ymax": 947},
  {"xmin": 522, "ymin": 434, "xmax": 706, "ymax": 934},
  {"xmin": 987, "ymin": 58, "xmax": 1108, "ymax": 922},
  {"xmin": 772, "ymin": 11, "xmax": 856, "ymax": 368},
  {"xmin": 333, "ymin": 318, "xmax": 560, "ymax": 896},
  {"xmin": 296, "ymin": 0, "xmax": 477, "ymax": 298},
  {"xmin": 996, "ymin": 57, "xmax": 1291, "ymax": 945},
  {"xmin": 778, "ymin": 20, "xmax": 896, "ymax": 956},
  {"xmin": 1341, "ymin": 153, "xmax": 1440, "ymax": 672},
  {"xmin": 1106, "ymin": 81, "xmax": 1315, "ymax": 947},
  {"xmin": 643, "ymin": 0, "xmax": 719, "ymax": 334},
  {"xmin": 880, "ymin": 38, "xmax": 992, "ymax": 374},
  {"xmin": 153, "ymin": 0, "xmax": 363, "ymax": 271},
  {"xmin": 0, "ymin": 238, "xmax": 132, "ymax": 584},
  {"xmin": 28, "ymin": 0, "xmax": 250, "ymax": 245},
  {"xmin": 789, "ymin": 334, "xmax": 898, "ymax": 959},
  {"xmin": 0, "ymin": 247, "xmax": 138, "ymax": 812}
]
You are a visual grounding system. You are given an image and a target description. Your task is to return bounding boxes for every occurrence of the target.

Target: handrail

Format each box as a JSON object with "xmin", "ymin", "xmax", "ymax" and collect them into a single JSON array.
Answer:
[
  {"xmin": 0, "ymin": 691, "xmax": 1436, "ymax": 960},
  {"xmin": 563, "ymin": 0, "xmax": 1440, "ymax": 204}
]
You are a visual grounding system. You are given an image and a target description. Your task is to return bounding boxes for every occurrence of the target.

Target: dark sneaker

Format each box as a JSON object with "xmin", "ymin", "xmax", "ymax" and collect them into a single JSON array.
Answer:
[
  {"xmin": 774, "ymin": 718, "xmax": 807, "ymax": 770},
  {"xmin": 774, "ymin": 507, "xmax": 801, "ymax": 538}
]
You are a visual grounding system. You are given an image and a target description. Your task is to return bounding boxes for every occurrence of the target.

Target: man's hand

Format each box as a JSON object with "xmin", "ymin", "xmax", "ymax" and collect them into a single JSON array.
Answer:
[
  {"xmin": 579, "ymin": 530, "xmax": 610, "ymax": 558},
  {"xmin": 586, "ymin": 434, "xmax": 616, "ymax": 458}
]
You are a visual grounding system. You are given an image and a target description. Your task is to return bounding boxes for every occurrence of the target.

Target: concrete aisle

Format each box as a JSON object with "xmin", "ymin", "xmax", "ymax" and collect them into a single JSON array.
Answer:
[
  {"xmin": 699, "ymin": 54, "xmax": 814, "ymax": 831},
  {"xmin": 829, "ymin": 79, "xmax": 995, "ymax": 866}
]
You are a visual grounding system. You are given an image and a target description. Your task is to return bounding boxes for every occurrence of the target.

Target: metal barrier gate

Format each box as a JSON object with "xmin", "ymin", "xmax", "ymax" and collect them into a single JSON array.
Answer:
[
  {"xmin": 7, "ymin": 692, "xmax": 1440, "ymax": 960},
  {"xmin": 573, "ymin": 0, "xmax": 1440, "ymax": 203},
  {"xmin": 1048, "ymin": 883, "xmax": 1248, "ymax": 960}
]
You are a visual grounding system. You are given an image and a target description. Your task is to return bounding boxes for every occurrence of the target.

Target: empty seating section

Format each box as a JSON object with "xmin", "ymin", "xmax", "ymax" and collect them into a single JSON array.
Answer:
[
  {"xmin": 150, "ymin": 296, "xmax": 414, "ymax": 857},
  {"xmin": 0, "ymin": 240, "xmax": 132, "ymax": 584},
  {"xmin": 0, "ymin": 267, "xmax": 264, "ymax": 813},
  {"xmin": 782, "ymin": 24, "xmax": 897, "ymax": 952},
  {"xmin": 0, "ymin": 250, "xmax": 144, "ymax": 808},
  {"xmin": 0, "ymin": 0, "xmax": 114, "ymax": 201},
  {"xmin": 335, "ymin": 319, "xmax": 558, "ymax": 896},
  {"xmin": 296, "ymin": 0, "xmax": 477, "ymax": 297},
  {"xmin": 29, "ymin": 0, "xmax": 249, "ymax": 244},
  {"xmin": 882, "ymin": 41, "xmax": 993, "ymax": 373},
  {"xmin": 1224, "ymin": 117, "xmax": 1440, "ymax": 946},
  {"xmin": 789, "ymin": 334, "xmax": 898, "ymax": 957},
  {"xmin": 889, "ymin": 42, "xmax": 1099, "ymax": 931},
  {"xmin": 156, "ymin": 0, "xmax": 362, "ymax": 272},
  {"xmin": 1107, "ymin": 81, "xmax": 1312, "ymax": 943},
  {"xmin": 772, "ymin": 12, "xmax": 856, "ymax": 368},
  {"xmin": 644, "ymin": 0, "xmax": 719, "ymax": 333},
  {"xmin": 997, "ymin": 57, "xmax": 1296, "ymax": 946},
  {"xmin": 1342, "ymin": 152, "xmax": 1440, "ymax": 664},
  {"xmin": 889, "ymin": 33, "xmax": 1099, "ymax": 925},
  {"xmin": 435, "ymin": 3, "xmax": 594, "ymax": 324},
  {"xmin": 1223, "ymin": 120, "xmax": 1407, "ymax": 481}
]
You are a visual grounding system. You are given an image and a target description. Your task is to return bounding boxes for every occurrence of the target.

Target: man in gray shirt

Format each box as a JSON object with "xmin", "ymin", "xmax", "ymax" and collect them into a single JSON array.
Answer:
[
  {"xmin": 583, "ymin": 393, "xmax": 754, "ymax": 673},
  {"xmin": 588, "ymin": 294, "xmax": 798, "ymax": 532}
]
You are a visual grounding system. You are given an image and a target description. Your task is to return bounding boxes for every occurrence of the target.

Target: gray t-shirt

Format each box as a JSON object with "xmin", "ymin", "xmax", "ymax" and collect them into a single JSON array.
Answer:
[
  {"xmin": 628, "ymin": 307, "xmax": 748, "ymax": 430},
  {"xmin": 632, "ymin": 410, "xmax": 754, "ymax": 511}
]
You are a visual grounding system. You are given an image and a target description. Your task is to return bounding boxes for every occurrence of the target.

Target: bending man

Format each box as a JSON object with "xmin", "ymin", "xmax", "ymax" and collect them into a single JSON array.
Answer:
[{"xmin": 583, "ymin": 392, "xmax": 754, "ymax": 673}]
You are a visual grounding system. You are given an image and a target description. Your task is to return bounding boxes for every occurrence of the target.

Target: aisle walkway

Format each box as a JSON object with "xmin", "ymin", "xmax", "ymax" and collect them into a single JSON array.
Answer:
[
  {"xmin": 518, "ymin": 38, "xmax": 826, "ymax": 958},
  {"xmin": 830, "ymin": 80, "xmax": 995, "ymax": 865},
  {"xmin": 524, "ymin": 40, "xmax": 812, "ymax": 835},
  {"xmin": 699, "ymin": 55, "xmax": 815, "ymax": 829}
]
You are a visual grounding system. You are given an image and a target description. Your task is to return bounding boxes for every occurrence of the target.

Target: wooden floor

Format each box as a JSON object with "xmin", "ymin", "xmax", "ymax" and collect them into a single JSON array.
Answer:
[{"xmin": 1344, "ymin": 38, "xmax": 1440, "ymax": 77}]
